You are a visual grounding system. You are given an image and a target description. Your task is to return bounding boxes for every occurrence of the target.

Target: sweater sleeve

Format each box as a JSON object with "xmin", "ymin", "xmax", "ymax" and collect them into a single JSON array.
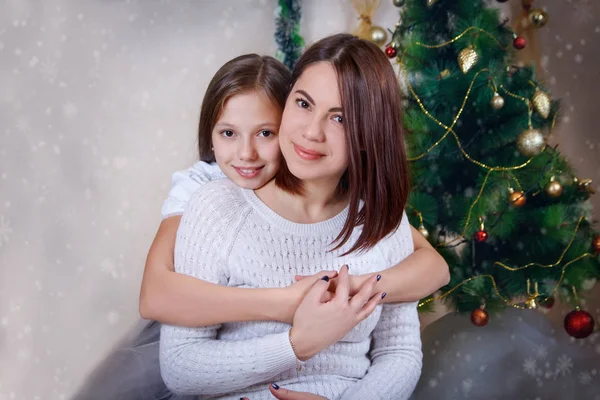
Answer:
[
  {"xmin": 339, "ymin": 301, "xmax": 422, "ymax": 400},
  {"xmin": 159, "ymin": 181, "xmax": 298, "ymax": 396},
  {"xmin": 160, "ymin": 161, "xmax": 226, "ymax": 219}
]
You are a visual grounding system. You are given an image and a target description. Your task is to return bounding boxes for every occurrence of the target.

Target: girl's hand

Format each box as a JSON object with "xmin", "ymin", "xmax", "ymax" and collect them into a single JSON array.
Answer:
[
  {"xmin": 280, "ymin": 270, "xmax": 338, "ymax": 324},
  {"xmin": 268, "ymin": 383, "xmax": 328, "ymax": 399},
  {"xmin": 295, "ymin": 271, "xmax": 374, "ymax": 297},
  {"xmin": 289, "ymin": 265, "xmax": 384, "ymax": 361}
]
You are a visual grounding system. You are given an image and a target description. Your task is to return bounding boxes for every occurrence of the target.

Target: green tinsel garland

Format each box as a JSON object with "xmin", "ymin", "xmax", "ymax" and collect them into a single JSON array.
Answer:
[{"xmin": 275, "ymin": 0, "xmax": 304, "ymax": 70}]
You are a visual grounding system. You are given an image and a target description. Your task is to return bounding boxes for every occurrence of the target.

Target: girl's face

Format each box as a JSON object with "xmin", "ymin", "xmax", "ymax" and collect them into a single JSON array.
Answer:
[
  {"xmin": 278, "ymin": 62, "xmax": 348, "ymax": 187},
  {"xmin": 212, "ymin": 90, "xmax": 282, "ymax": 189}
]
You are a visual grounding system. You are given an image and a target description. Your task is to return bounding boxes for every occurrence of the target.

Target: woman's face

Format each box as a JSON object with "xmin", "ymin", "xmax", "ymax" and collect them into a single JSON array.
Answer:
[
  {"xmin": 278, "ymin": 62, "xmax": 348, "ymax": 186},
  {"xmin": 211, "ymin": 90, "xmax": 282, "ymax": 189}
]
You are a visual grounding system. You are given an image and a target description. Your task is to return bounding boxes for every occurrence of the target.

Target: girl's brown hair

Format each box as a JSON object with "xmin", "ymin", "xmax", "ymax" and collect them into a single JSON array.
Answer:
[
  {"xmin": 197, "ymin": 54, "xmax": 292, "ymax": 162},
  {"xmin": 276, "ymin": 34, "xmax": 411, "ymax": 256}
]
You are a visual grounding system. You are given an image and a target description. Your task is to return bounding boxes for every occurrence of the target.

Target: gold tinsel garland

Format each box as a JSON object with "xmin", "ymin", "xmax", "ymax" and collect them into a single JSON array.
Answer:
[{"xmin": 393, "ymin": 26, "xmax": 592, "ymax": 311}]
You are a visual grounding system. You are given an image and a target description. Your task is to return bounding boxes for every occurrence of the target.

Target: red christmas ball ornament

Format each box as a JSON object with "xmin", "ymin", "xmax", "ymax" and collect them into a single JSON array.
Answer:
[
  {"xmin": 474, "ymin": 217, "xmax": 488, "ymax": 243},
  {"xmin": 385, "ymin": 45, "xmax": 397, "ymax": 58},
  {"xmin": 540, "ymin": 296, "xmax": 555, "ymax": 309},
  {"xmin": 564, "ymin": 307, "xmax": 595, "ymax": 339},
  {"xmin": 474, "ymin": 230, "xmax": 488, "ymax": 242},
  {"xmin": 513, "ymin": 36, "xmax": 527, "ymax": 50},
  {"xmin": 592, "ymin": 234, "xmax": 600, "ymax": 254},
  {"xmin": 471, "ymin": 307, "xmax": 489, "ymax": 327}
]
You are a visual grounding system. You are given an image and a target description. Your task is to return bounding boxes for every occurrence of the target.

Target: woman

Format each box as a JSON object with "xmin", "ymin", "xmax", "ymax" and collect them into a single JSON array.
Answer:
[{"xmin": 160, "ymin": 33, "xmax": 423, "ymax": 400}]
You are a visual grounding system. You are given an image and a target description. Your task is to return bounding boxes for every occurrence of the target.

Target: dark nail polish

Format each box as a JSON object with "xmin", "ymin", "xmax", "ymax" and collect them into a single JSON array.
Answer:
[
  {"xmin": 321, "ymin": 276, "xmax": 330, "ymax": 282},
  {"xmin": 346, "ymin": 264, "xmax": 350, "ymax": 270},
  {"xmin": 376, "ymin": 274, "xmax": 382, "ymax": 281},
  {"xmin": 381, "ymin": 292, "xmax": 387, "ymax": 299},
  {"xmin": 272, "ymin": 383, "xmax": 280, "ymax": 390}
]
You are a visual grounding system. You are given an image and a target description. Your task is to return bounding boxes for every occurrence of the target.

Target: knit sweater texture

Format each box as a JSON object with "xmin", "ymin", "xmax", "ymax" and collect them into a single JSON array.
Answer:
[{"xmin": 159, "ymin": 179, "xmax": 422, "ymax": 400}]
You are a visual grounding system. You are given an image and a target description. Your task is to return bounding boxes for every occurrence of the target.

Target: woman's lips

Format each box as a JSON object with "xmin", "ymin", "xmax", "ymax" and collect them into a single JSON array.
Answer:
[{"xmin": 293, "ymin": 143, "xmax": 324, "ymax": 161}]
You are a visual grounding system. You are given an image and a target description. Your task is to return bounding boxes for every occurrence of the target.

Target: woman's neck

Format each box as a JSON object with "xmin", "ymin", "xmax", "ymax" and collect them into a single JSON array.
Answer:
[{"xmin": 255, "ymin": 179, "xmax": 349, "ymax": 224}]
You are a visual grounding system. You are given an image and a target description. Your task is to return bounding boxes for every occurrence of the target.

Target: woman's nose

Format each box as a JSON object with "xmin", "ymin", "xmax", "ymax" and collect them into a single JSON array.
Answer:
[{"xmin": 302, "ymin": 116, "xmax": 326, "ymax": 143}]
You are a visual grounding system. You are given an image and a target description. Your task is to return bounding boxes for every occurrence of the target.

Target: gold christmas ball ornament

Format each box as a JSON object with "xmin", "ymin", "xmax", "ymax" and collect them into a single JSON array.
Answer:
[
  {"xmin": 574, "ymin": 177, "xmax": 596, "ymax": 195},
  {"xmin": 427, "ymin": 0, "xmax": 437, "ymax": 7},
  {"xmin": 529, "ymin": 8, "xmax": 549, "ymax": 28},
  {"xmin": 369, "ymin": 26, "xmax": 388, "ymax": 47},
  {"xmin": 517, "ymin": 127, "xmax": 546, "ymax": 157},
  {"xmin": 417, "ymin": 223, "xmax": 429, "ymax": 239},
  {"xmin": 545, "ymin": 176, "xmax": 563, "ymax": 198},
  {"xmin": 458, "ymin": 46, "xmax": 478, "ymax": 74},
  {"xmin": 532, "ymin": 89, "xmax": 551, "ymax": 119},
  {"xmin": 490, "ymin": 92, "xmax": 505, "ymax": 110},
  {"xmin": 508, "ymin": 188, "xmax": 527, "ymax": 208},
  {"xmin": 392, "ymin": 0, "xmax": 405, "ymax": 7}
]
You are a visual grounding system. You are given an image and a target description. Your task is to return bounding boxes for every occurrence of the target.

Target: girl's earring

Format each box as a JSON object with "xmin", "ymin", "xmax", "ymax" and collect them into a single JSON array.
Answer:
[{"xmin": 211, "ymin": 147, "xmax": 214, "ymax": 151}]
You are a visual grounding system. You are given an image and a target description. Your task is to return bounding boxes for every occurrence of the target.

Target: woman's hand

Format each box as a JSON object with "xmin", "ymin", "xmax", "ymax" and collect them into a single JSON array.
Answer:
[
  {"xmin": 268, "ymin": 383, "xmax": 328, "ymax": 399},
  {"xmin": 295, "ymin": 272, "xmax": 375, "ymax": 298},
  {"xmin": 279, "ymin": 270, "xmax": 338, "ymax": 324},
  {"xmin": 289, "ymin": 265, "xmax": 384, "ymax": 361}
]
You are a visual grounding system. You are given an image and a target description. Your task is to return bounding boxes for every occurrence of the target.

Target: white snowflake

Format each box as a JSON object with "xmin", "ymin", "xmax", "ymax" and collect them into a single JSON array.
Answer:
[
  {"xmin": 63, "ymin": 102, "xmax": 78, "ymax": 118},
  {"xmin": 582, "ymin": 278, "xmax": 597, "ymax": 290},
  {"xmin": 524, "ymin": 357, "xmax": 538, "ymax": 376},
  {"xmin": 536, "ymin": 345, "xmax": 548, "ymax": 359},
  {"xmin": 39, "ymin": 58, "xmax": 58, "ymax": 83},
  {"xmin": 0, "ymin": 216, "xmax": 12, "ymax": 246},
  {"xmin": 572, "ymin": 0, "xmax": 595, "ymax": 25},
  {"xmin": 555, "ymin": 355, "xmax": 573, "ymax": 377},
  {"xmin": 461, "ymin": 378, "xmax": 473, "ymax": 396},
  {"xmin": 579, "ymin": 371, "xmax": 592, "ymax": 385},
  {"xmin": 100, "ymin": 258, "xmax": 119, "ymax": 279}
]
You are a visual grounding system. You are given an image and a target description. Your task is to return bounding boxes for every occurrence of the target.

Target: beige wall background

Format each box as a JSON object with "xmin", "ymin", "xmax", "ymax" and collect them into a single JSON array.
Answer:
[{"xmin": 0, "ymin": 1, "xmax": 596, "ymax": 399}]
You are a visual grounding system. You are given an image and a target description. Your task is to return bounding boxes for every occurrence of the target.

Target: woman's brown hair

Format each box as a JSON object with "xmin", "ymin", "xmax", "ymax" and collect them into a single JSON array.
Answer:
[
  {"xmin": 276, "ymin": 33, "xmax": 411, "ymax": 256},
  {"xmin": 197, "ymin": 54, "xmax": 292, "ymax": 162}
]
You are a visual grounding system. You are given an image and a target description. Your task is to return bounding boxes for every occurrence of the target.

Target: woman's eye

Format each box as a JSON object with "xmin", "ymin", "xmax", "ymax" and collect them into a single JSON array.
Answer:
[
  {"xmin": 333, "ymin": 115, "xmax": 343, "ymax": 124},
  {"xmin": 221, "ymin": 130, "xmax": 235, "ymax": 138},
  {"xmin": 296, "ymin": 98, "xmax": 310, "ymax": 109},
  {"xmin": 258, "ymin": 130, "xmax": 274, "ymax": 138}
]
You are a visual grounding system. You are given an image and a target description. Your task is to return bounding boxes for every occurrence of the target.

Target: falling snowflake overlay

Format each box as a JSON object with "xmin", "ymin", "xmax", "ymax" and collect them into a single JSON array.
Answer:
[
  {"xmin": 0, "ymin": 215, "xmax": 12, "ymax": 246},
  {"xmin": 572, "ymin": 0, "xmax": 595, "ymax": 25},
  {"xmin": 522, "ymin": 344, "xmax": 596, "ymax": 386}
]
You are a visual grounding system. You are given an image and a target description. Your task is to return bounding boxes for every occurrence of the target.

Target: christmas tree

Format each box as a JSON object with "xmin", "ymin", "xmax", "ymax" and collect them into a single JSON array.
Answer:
[{"xmin": 387, "ymin": 0, "xmax": 599, "ymax": 338}]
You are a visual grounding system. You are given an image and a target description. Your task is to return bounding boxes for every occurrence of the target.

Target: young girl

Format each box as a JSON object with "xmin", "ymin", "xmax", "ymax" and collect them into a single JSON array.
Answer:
[
  {"xmin": 73, "ymin": 52, "xmax": 448, "ymax": 399},
  {"xmin": 160, "ymin": 33, "xmax": 429, "ymax": 399}
]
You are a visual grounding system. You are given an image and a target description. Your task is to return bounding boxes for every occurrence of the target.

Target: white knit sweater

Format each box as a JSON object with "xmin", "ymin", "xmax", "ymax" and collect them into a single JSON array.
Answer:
[{"xmin": 159, "ymin": 179, "xmax": 422, "ymax": 400}]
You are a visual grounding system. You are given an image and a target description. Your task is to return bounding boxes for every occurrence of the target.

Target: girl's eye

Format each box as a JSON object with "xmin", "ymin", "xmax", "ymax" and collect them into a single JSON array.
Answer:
[
  {"xmin": 333, "ymin": 115, "xmax": 343, "ymax": 124},
  {"xmin": 221, "ymin": 130, "xmax": 235, "ymax": 138},
  {"xmin": 296, "ymin": 98, "xmax": 310, "ymax": 109},
  {"xmin": 258, "ymin": 130, "xmax": 274, "ymax": 138}
]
